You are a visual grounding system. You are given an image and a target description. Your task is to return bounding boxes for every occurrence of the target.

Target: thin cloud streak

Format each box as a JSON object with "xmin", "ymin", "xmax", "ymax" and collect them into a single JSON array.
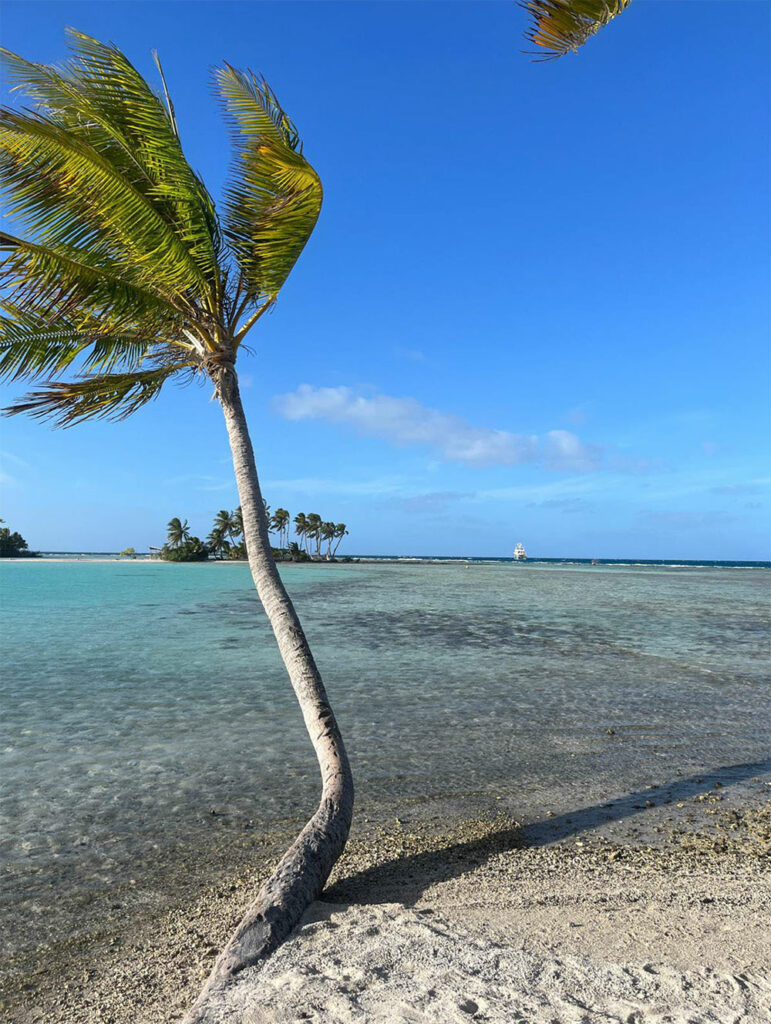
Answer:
[
  {"xmin": 0, "ymin": 450, "xmax": 30, "ymax": 468},
  {"xmin": 274, "ymin": 385, "xmax": 602, "ymax": 472}
]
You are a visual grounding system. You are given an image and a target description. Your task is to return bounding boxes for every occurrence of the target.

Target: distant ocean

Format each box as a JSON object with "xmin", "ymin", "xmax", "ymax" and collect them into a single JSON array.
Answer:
[
  {"xmin": 356, "ymin": 556, "xmax": 771, "ymax": 568},
  {"xmin": 31, "ymin": 551, "xmax": 771, "ymax": 568},
  {"xmin": 2, "ymin": 558, "xmax": 769, "ymax": 962}
]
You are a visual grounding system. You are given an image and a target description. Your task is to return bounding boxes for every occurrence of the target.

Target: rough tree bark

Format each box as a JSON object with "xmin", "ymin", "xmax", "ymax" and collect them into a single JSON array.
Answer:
[{"xmin": 183, "ymin": 365, "xmax": 354, "ymax": 1023}]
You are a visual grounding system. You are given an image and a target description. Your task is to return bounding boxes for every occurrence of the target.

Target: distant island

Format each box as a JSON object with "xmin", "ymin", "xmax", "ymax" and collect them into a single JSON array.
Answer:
[
  {"xmin": 0, "ymin": 519, "xmax": 37, "ymax": 558},
  {"xmin": 156, "ymin": 506, "xmax": 350, "ymax": 563}
]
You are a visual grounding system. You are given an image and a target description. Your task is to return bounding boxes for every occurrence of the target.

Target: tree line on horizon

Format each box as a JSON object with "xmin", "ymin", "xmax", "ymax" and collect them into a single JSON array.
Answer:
[
  {"xmin": 160, "ymin": 505, "xmax": 349, "ymax": 562},
  {"xmin": 0, "ymin": 517, "xmax": 35, "ymax": 558}
]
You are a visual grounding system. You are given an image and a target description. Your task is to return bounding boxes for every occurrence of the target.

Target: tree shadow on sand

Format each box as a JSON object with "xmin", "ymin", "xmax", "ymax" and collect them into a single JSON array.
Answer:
[{"xmin": 324, "ymin": 759, "xmax": 770, "ymax": 907}]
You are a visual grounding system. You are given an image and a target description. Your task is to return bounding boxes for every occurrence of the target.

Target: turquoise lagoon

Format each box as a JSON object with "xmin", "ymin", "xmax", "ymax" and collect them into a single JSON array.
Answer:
[{"xmin": 1, "ymin": 559, "xmax": 769, "ymax": 957}]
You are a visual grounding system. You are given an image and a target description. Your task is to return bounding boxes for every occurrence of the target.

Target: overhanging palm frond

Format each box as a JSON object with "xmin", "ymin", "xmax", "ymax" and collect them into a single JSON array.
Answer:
[
  {"xmin": 0, "ymin": 231, "xmax": 184, "ymax": 330},
  {"xmin": 0, "ymin": 106, "xmax": 208, "ymax": 301},
  {"xmin": 0, "ymin": 33, "xmax": 221, "ymax": 308},
  {"xmin": 215, "ymin": 65, "xmax": 323, "ymax": 312},
  {"xmin": 4, "ymin": 363, "xmax": 193, "ymax": 426},
  {"xmin": 1, "ymin": 32, "xmax": 221, "ymax": 276},
  {"xmin": 521, "ymin": 0, "xmax": 634, "ymax": 60},
  {"xmin": 0, "ymin": 309, "xmax": 169, "ymax": 381}
]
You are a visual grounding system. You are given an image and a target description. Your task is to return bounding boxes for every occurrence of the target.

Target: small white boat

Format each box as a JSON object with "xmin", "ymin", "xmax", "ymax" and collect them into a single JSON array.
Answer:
[{"xmin": 513, "ymin": 542, "xmax": 527, "ymax": 561}]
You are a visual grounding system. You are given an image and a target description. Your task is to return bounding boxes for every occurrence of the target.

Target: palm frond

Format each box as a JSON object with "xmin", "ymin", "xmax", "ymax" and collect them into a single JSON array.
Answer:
[
  {"xmin": 3, "ymin": 363, "xmax": 193, "ymax": 425},
  {"xmin": 0, "ymin": 107, "xmax": 207, "ymax": 298},
  {"xmin": 215, "ymin": 65, "xmax": 322, "ymax": 310},
  {"xmin": 521, "ymin": 0, "xmax": 634, "ymax": 60},
  {"xmin": 2, "ymin": 314, "xmax": 142, "ymax": 380},
  {"xmin": 0, "ymin": 232, "xmax": 184, "ymax": 329},
  {"xmin": 1, "ymin": 32, "xmax": 325, "ymax": 432},
  {"xmin": 0, "ymin": 301, "xmax": 190, "ymax": 381},
  {"xmin": 1, "ymin": 34, "xmax": 221, "ymax": 306}
]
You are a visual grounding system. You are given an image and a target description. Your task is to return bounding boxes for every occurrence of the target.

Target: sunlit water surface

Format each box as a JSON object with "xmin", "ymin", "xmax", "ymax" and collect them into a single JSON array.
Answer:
[{"xmin": 1, "ymin": 560, "xmax": 769, "ymax": 957}]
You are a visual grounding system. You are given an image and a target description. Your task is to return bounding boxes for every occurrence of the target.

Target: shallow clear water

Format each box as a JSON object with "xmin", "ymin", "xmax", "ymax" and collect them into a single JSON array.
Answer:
[{"xmin": 1, "ymin": 559, "xmax": 769, "ymax": 957}]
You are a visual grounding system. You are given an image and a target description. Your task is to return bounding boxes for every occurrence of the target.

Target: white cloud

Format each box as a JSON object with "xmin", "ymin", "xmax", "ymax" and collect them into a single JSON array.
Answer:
[{"xmin": 274, "ymin": 386, "xmax": 602, "ymax": 472}]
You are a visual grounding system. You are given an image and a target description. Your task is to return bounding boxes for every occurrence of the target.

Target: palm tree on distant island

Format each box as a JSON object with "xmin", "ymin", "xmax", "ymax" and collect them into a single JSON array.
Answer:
[
  {"xmin": 271, "ymin": 507, "xmax": 290, "ymax": 549},
  {"xmin": 293, "ymin": 511, "xmax": 309, "ymax": 552},
  {"xmin": 214, "ymin": 508, "xmax": 236, "ymax": 541},
  {"xmin": 206, "ymin": 524, "xmax": 230, "ymax": 560},
  {"xmin": 0, "ymin": 31, "xmax": 351, "ymax": 1018},
  {"xmin": 306, "ymin": 512, "xmax": 322, "ymax": 557},
  {"xmin": 166, "ymin": 517, "xmax": 190, "ymax": 549},
  {"xmin": 332, "ymin": 522, "xmax": 349, "ymax": 557},
  {"xmin": 320, "ymin": 520, "xmax": 335, "ymax": 559}
]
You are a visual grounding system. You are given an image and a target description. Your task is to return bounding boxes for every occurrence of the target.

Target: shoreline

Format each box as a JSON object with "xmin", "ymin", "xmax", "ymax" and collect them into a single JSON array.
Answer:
[
  {"xmin": 3, "ymin": 795, "xmax": 769, "ymax": 1023},
  {"xmin": 4, "ymin": 555, "xmax": 770, "ymax": 569}
]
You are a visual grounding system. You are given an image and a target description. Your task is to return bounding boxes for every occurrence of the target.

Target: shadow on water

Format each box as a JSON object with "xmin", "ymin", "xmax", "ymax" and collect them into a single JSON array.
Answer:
[{"xmin": 325, "ymin": 760, "xmax": 770, "ymax": 907}]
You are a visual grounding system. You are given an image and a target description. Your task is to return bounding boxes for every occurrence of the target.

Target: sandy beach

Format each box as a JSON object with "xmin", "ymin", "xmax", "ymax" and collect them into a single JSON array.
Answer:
[{"xmin": 4, "ymin": 795, "xmax": 769, "ymax": 1024}]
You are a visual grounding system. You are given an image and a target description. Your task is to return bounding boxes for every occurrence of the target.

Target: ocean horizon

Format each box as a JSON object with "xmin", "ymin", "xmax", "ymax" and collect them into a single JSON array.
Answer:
[{"xmin": 18, "ymin": 552, "xmax": 771, "ymax": 569}]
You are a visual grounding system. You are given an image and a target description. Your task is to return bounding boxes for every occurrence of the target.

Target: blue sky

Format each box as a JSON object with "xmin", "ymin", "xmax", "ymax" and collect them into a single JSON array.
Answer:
[{"xmin": 1, "ymin": 1, "xmax": 769, "ymax": 559}]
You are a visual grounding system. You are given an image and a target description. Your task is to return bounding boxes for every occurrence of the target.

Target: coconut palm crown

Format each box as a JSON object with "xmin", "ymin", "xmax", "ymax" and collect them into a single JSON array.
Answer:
[
  {"xmin": 521, "ymin": 0, "xmax": 634, "ymax": 60},
  {"xmin": 0, "ymin": 30, "xmax": 323, "ymax": 421},
  {"xmin": 166, "ymin": 515, "xmax": 190, "ymax": 548}
]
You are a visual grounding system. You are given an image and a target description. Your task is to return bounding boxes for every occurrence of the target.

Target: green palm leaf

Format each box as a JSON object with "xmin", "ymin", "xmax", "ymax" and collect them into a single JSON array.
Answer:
[
  {"xmin": 215, "ymin": 65, "xmax": 323, "ymax": 310},
  {"xmin": 0, "ymin": 232, "xmax": 184, "ymax": 329},
  {"xmin": 1, "ymin": 33, "xmax": 221, "ymax": 297},
  {"xmin": 521, "ymin": 0, "xmax": 634, "ymax": 60},
  {"xmin": 1, "ymin": 106, "xmax": 211, "ymax": 301},
  {"xmin": 4, "ymin": 364, "xmax": 191, "ymax": 426},
  {"xmin": 0, "ymin": 309, "xmax": 173, "ymax": 381}
]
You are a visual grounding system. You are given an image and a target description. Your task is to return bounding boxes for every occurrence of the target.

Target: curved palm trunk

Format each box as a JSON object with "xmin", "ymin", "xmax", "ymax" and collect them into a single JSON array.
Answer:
[{"xmin": 184, "ymin": 367, "xmax": 354, "ymax": 1022}]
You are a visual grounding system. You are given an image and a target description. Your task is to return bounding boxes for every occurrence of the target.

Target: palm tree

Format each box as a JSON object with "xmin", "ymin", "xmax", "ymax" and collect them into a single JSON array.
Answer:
[
  {"xmin": 271, "ymin": 507, "xmax": 290, "ymax": 548},
  {"xmin": 331, "ymin": 523, "xmax": 349, "ymax": 557},
  {"xmin": 320, "ymin": 520, "xmax": 336, "ymax": 559},
  {"xmin": 306, "ymin": 512, "xmax": 322, "ymax": 557},
  {"xmin": 166, "ymin": 516, "xmax": 190, "ymax": 548},
  {"xmin": 230, "ymin": 504, "xmax": 246, "ymax": 558},
  {"xmin": 0, "ymin": 33, "xmax": 352, "ymax": 1016},
  {"xmin": 522, "ymin": 0, "xmax": 634, "ymax": 60},
  {"xmin": 206, "ymin": 523, "xmax": 230, "ymax": 560},
  {"xmin": 293, "ymin": 511, "xmax": 309, "ymax": 552},
  {"xmin": 213, "ymin": 508, "xmax": 235, "ymax": 539},
  {"xmin": 208, "ymin": 510, "xmax": 234, "ymax": 559}
]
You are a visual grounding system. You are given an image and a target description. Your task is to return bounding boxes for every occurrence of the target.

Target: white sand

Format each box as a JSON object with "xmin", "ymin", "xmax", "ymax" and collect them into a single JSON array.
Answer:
[{"xmin": 199, "ymin": 852, "xmax": 770, "ymax": 1024}]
